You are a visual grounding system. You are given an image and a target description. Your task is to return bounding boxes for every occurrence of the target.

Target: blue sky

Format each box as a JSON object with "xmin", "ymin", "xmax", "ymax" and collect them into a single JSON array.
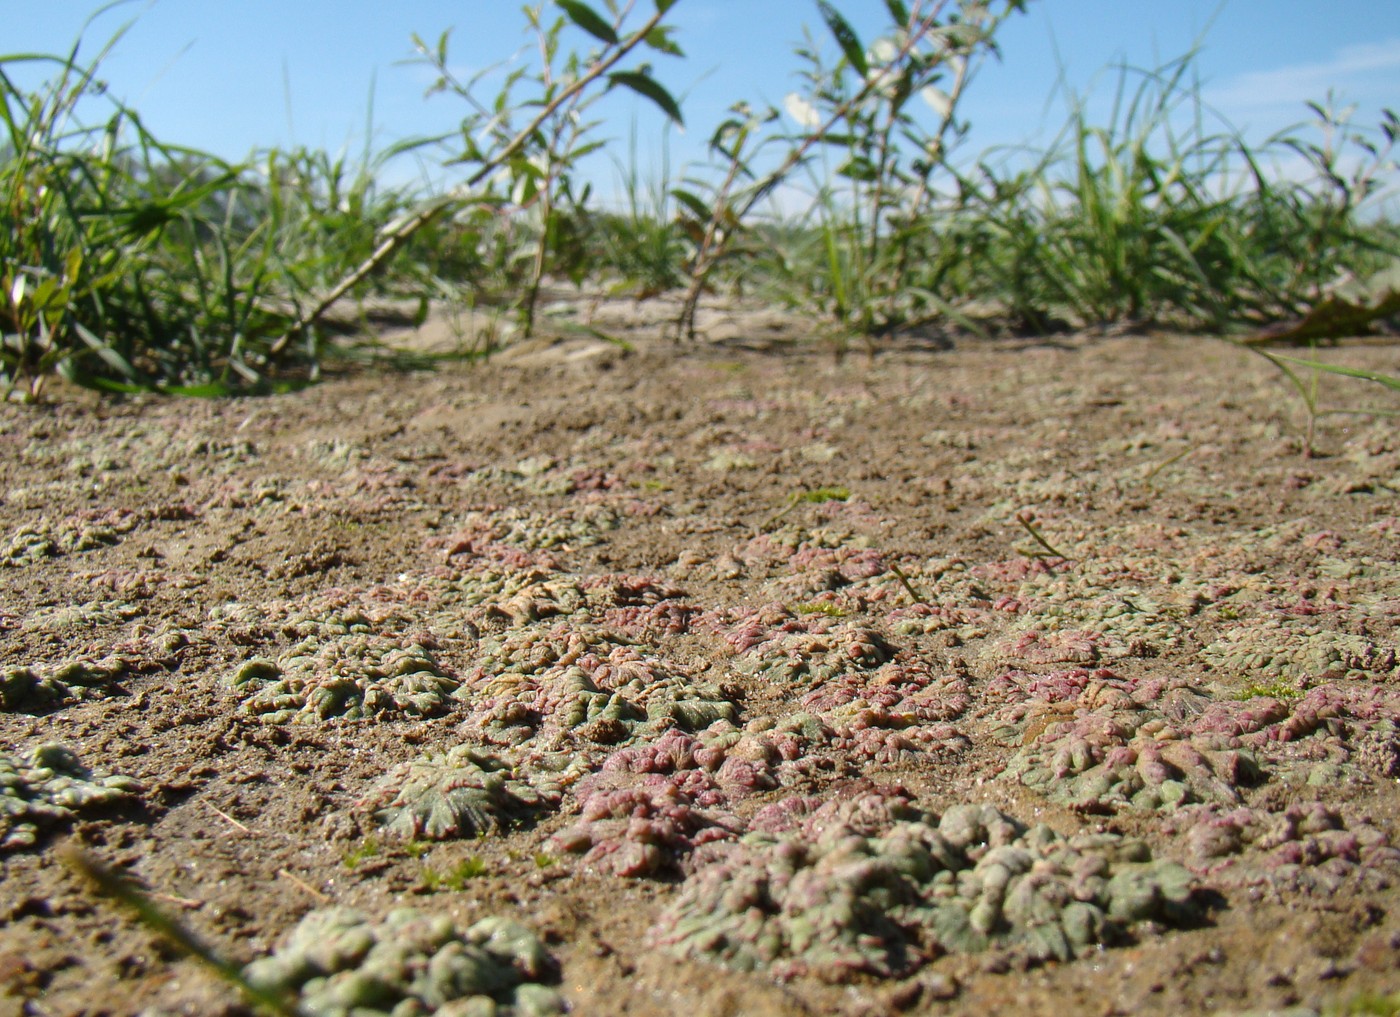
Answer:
[{"xmin": 11, "ymin": 1, "xmax": 1400, "ymax": 199}]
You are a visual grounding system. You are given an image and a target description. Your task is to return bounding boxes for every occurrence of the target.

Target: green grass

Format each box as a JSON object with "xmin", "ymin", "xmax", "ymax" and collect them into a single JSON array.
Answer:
[
  {"xmin": 0, "ymin": 17, "xmax": 442, "ymax": 399},
  {"xmin": 1330, "ymin": 993, "xmax": 1400, "ymax": 1017},
  {"xmin": 934, "ymin": 52, "xmax": 1399, "ymax": 335},
  {"xmin": 3, "ymin": 2, "xmax": 1397, "ymax": 404},
  {"xmin": 795, "ymin": 486, "xmax": 850, "ymax": 504},
  {"xmin": 341, "ymin": 837, "xmax": 382, "ymax": 869},
  {"xmin": 421, "ymin": 855, "xmax": 490, "ymax": 891},
  {"xmin": 1232, "ymin": 676, "xmax": 1305, "ymax": 705},
  {"xmin": 590, "ymin": 119, "xmax": 690, "ymax": 297},
  {"xmin": 765, "ymin": 485, "xmax": 852, "ymax": 528}
]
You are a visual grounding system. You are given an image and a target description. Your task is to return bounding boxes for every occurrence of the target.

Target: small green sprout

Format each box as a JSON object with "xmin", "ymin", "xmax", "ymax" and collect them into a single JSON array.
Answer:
[
  {"xmin": 341, "ymin": 838, "xmax": 381, "ymax": 871},
  {"xmin": 765, "ymin": 486, "xmax": 851, "ymax": 528},
  {"xmin": 1232, "ymin": 677, "xmax": 1304, "ymax": 704},
  {"xmin": 795, "ymin": 486, "xmax": 850, "ymax": 504},
  {"xmin": 794, "ymin": 601, "xmax": 848, "ymax": 618},
  {"xmin": 421, "ymin": 856, "xmax": 490, "ymax": 892}
]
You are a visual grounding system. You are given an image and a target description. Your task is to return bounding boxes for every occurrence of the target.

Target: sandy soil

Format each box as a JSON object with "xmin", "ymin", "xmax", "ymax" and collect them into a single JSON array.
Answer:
[{"xmin": 1, "ymin": 302, "xmax": 1398, "ymax": 1017}]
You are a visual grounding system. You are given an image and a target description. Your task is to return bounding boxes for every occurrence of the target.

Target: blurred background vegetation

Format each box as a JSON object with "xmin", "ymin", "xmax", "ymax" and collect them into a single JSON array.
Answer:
[{"xmin": 2, "ymin": 0, "xmax": 1396, "ymax": 400}]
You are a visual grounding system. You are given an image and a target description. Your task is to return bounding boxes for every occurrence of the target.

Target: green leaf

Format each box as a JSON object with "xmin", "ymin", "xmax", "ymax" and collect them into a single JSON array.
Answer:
[
  {"xmin": 59, "ymin": 372, "xmax": 146, "ymax": 394},
  {"xmin": 556, "ymin": 0, "xmax": 619, "ymax": 45},
  {"xmin": 816, "ymin": 1, "xmax": 868, "ymax": 77},
  {"xmin": 72, "ymin": 321, "xmax": 140, "ymax": 382},
  {"xmin": 883, "ymin": 0, "xmax": 910, "ymax": 23},
  {"xmin": 1247, "ymin": 263, "xmax": 1400, "ymax": 345},
  {"xmin": 63, "ymin": 247, "xmax": 84, "ymax": 285},
  {"xmin": 31, "ymin": 277, "xmax": 60, "ymax": 312},
  {"xmin": 837, "ymin": 156, "xmax": 878, "ymax": 181},
  {"xmin": 654, "ymin": 0, "xmax": 679, "ymax": 12},
  {"xmin": 670, "ymin": 188, "xmax": 713, "ymax": 222},
  {"xmin": 159, "ymin": 381, "xmax": 238, "ymax": 398},
  {"xmin": 644, "ymin": 26, "xmax": 684, "ymax": 56},
  {"xmin": 571, "ymin": 139, "xmax": 609, "ymax": 160},
  {"xmin": 607, "ymin": 70, "xmax": 684, "ymax": 126}
]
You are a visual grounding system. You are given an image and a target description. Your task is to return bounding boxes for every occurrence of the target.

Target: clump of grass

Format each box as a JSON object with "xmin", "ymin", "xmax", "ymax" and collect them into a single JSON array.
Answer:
[
  {"xmin": 764, "ymin": 484, "xmax": 852, "ymax": 528},
  {"xmin": 589, "ymin": 119, "xmax": 690, "ymax": 298},
  {"xmin": 675, "ymin": 0, "xmax": 1027, "ymax": 343},
  {"xmin": 974, "ymin": 51, "xmax": 1243, "ymax": 329},
  {"xmin": 0, "ymin": 13, "xmax": 443, "ymax": 398},
  {"xmin": 421, "ymin": 855, "xmax": 490, "ymax": 891},
  {"xmin": 1232, "ymin": 676, "xmax": 1305, "ymax": 705},
  {"xmin": 342, "ymin": 837, "xmax": 385, "ymax": 869},
  {"xmin": 0, "ymin": 23, "xmax": 253, "ymax": 398},
  {"xmin": 5, "ymin": 2, "xmax": 1398, "ymax": 399},
  {"xmin": 957, "ymin": 52, "xmax": 1399, "ymax": 334}
]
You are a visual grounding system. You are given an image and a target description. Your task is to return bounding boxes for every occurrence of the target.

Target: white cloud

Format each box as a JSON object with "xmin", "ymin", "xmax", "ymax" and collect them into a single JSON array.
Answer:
[{"xmin": 1205, "ymin": 38, "xmax": 1400, "ymax": 118}]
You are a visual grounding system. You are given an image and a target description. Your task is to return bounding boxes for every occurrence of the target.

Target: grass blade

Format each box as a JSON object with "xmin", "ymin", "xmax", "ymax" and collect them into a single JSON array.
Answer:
[
  {"xmin": 1264, "ymin": 354, "xmax": 1400, "ymax": 393},
  {"xmin": 816, "ymin": 1, "xmax": 868, "ymax": 77},
  {"xmin": 61, "ymin": 847, "xmax": 303, "ymax": 1017},
  {"xmin": 608, "ymin": 70, "xmax": 684, "ymax": 126},
  {"xmin": 557, "ymin": 0, "xmax": 620, "ymax": 45}
]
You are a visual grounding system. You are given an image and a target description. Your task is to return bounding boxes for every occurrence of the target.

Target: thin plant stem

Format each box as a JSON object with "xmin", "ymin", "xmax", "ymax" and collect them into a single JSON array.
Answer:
[
  {"xmin": 61, "ymin": 847, "xmax": 303, "ymax": 1017},
  {"xmin": 1015, "ymin": 512, "xmax": 1073, "ymax": 560},
  {"xmin": 889, "ymin": 562, "xmax": 930, "ymax": 606},
  {"xmin": 678, "ymin": 0, "xmax": 958, "ymax": 338}
]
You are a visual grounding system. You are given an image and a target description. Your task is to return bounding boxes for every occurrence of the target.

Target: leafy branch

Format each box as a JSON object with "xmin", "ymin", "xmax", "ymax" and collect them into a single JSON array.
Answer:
[
  {"xmin": 672, "ymin": 0, "xmax": 1025, "ymax": 341},
  {"xmin": 271, "ymin": 0, "xmax": 683, "ymax": 357}
]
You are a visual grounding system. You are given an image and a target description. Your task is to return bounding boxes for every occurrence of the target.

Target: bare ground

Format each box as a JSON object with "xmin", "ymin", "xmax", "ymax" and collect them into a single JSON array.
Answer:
[{"xmin": 2, "ymin": 302, "xmax": 1398, "ymax": 1017}]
